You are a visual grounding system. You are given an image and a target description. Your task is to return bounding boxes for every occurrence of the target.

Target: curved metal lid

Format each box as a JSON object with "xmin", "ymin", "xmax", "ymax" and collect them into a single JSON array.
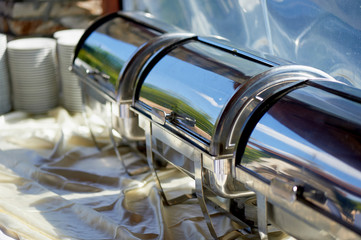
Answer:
[
  {"xmin": 117, "ymin": 32, "xmax": 196, "ymax": 103},
  {"xmin": 235, "ymin": 79, "xmax": 361, "ymax": 236},
  {"xmin": 219, "ymin": 65, "xmax": 337, "ymax": 156},
  {"xmin": 134, "ymin": 38, "xmax": 274, "ymax": 153},
  {"xmin": 72, "ymin": 11, "xmax": 187, "ymax": 100}
]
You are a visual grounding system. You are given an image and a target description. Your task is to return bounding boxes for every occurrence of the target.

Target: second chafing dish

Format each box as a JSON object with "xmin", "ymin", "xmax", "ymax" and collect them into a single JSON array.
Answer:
[
  {"xmin": 132, "ymin": 37, "xmax": 332, "ymax": 197},
  {"xmin": 132, "ymin": 36, "xmax": 361, "ymax": 239},
  {"xmin": 235, "ymin": 80, "xmax": 361, "ymax": 239}
]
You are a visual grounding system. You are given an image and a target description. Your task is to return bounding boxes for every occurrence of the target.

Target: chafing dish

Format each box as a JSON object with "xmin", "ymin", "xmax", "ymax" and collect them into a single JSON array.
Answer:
[
  {"xmin": 132, "ymin": 36, "xmax": 361, "ymax": 239},
  {"xmin": 72, "ymin": 11, "xmax": 161, "ymax": 147},
  {"xmin": 71, "ymin": 12, "xmax": 195, "ymax": 173},
  {"xmin": 235, "ymin": 80, "xmax": 361, "ymax": 239}
]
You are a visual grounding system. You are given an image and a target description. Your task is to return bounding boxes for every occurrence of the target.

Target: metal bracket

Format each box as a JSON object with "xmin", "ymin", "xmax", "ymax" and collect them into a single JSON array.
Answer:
[
  {"xmin": 143, "ymin": 120, "xmax": 170, "ymax": 203},
  {"xmin": 143, "ymin": 119, "xmax": 196, "ymax": 205},
  {"xmin": 256, "ymin": 192, "xmax": 268, "ymax": 240},
  {"xmin": 194, "ymin": 151, "xmax": 218, "ymax": 239}
]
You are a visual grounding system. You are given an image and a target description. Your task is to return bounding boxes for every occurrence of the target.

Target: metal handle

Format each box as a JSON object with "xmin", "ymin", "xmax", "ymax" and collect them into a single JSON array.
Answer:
[
  {"xmin": 170, "ymin": 112, "xmax": 196, "ymax": 127},
  {"xmin": 86, "ymin": 69, "xmax": 110, "ymax": 81},
  {"xmin": 150, "ymin": 107, "xmax": 170, "ymax": 125},
  {"xmin": 150, "ymin": 107, "xmax": 196, "ymax": 127}
]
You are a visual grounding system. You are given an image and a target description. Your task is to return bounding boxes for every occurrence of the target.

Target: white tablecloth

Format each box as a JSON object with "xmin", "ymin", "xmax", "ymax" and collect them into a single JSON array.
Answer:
[{"xmin": 0, "ymin": 108, "xmax": 238, "ymax": 239}]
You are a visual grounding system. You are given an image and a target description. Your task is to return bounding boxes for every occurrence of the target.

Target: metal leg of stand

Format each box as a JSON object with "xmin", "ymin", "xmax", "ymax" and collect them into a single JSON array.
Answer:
[
  {"xmin": 143, "ymin": 120, "xmax": 197, "ymax": 205},
  {"xmin": 194, "ymin": 151, "xmax": 218, "ymax": 240},
  {"xmin": 143, "ymin": 120, "xmax": 171, "ymax": 204},
  {"xmin": 108, "ymin": 102, "xmax": 132, "ymax": 176},
  {"xmin": 113, "ymin": 141, "xmax": 132, "ymax": 176},
  {"xmin": 257, "ymin": 192, "xmax": 268, "ymax": 240}
]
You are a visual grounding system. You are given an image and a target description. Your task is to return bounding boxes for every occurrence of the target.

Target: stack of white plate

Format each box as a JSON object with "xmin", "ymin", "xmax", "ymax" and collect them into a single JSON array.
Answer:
[
  {"xmin": 0, "ymin": 34, "xmax": 11, "ymax": 115},
  {"xmin": 54, "ymin": 29, "xmax": 84, "ymax": 112},
  {"xmin": 53, "ymin": 29, "xmax": 85, "ymax": 41},
  {"xmin": 7, "ymin": 38, "xmax": 58, "ymax": 114}
]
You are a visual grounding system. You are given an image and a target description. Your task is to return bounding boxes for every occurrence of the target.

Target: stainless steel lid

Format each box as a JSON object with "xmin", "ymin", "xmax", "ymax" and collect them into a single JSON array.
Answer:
[
  {"xmin": 134, "ymin": 39, "xmax": 273, "ymax": 155},
  {"xmin": 236, "ymin": 80, "xmax": 361, "ymax": 235},
  {"xmin": 133, "ymin": 37, "xmax": 337, "ymax": 158},
  {"xmin": 72, "ymin": 11, "xmax": 167, "ymax": 100}
]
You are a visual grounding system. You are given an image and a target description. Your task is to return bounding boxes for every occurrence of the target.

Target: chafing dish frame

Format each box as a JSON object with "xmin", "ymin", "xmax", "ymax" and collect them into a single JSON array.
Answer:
[
  {"xmin": 72, "ymin": 11, "xmax": 196, "ymax": 174},
  {"xmin": 233, "ymin": 78, "xmax": 361, "ymax": 239},
  {"xmin": 132, "ymin": 44, "xmax": 343, "ymax": 237}
]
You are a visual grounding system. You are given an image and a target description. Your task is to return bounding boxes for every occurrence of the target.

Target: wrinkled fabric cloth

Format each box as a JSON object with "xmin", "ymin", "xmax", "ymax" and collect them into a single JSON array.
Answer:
[{"xmin": 0, "ymin": 108, "xmax": 238, "ymax": 240}]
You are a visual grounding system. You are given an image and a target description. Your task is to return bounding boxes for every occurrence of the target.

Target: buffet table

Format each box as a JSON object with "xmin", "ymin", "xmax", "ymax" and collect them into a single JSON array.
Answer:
[{"xmin": 0, "ymin": 108, "xmax": 239, "ymax": 239}]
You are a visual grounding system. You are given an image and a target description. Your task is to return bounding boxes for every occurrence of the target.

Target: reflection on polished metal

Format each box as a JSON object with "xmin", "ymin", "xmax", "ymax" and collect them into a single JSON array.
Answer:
[
  {"xmin": 80, "ymin": 82, "xmax": 113, "ymax": 149},
  {"xmin": 133, "ymin": 37, "xmax": 309, "ymax": 238},
  {"xmin": 73, "ymin": 9, "xmax": 361, "ymax": 240},
  {"xmin": 194, "ymin": 153, "xmax": 218, "ymax": 240},
  {"xmin": 133, "ymin": 29, "xmax": 361, "ymax": 238},
  {"xmin": 136, "ymin": 40, "xmax": 271, "ymax": 153},
  {"xmin": 73, "ymin": 11, "xmax": 161, "ymax": 149},
  {"xmin": 236, "ymin": 80, "xmax": 361, "ymax": 238},
  {"xmin": 256, "ymin": 192, "xmax": 268, "ymax": 240},
  {"xmin": 72, "ymin": 12, "xmax": 195, "ymax": 175}
]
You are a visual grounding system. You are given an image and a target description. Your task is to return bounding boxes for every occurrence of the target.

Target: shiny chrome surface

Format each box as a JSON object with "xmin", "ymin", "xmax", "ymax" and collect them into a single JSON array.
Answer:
[
  {"xmin": 135, "ymin": 55, "xmax": 352, "ymax": 238},
  {"xmin": 73, "ymin": 5, "xmax": 361, "ymax": 239},
  {"xmin": 111, "ymin": 104, "xmax": 144, "ymax": 141},
  {"xmin": 81, "ymin": 82, "xmax": 113, "ymax": 149},
  {"xmin": 114, "ymin": 32, "xmax": 196, "ymax": 140},
  {"xmin": 136, "ymin": 106, "xmax": 253, "ymax": 195},
  {"xmin": 118, "ymin": 32, "xmax": 196, "ymax": 102},
  {"xmin": 124, "ymin": 0, "xmax": 361, "ymax": 88},
  {"xmin": 234, "ymin": 166, "xmax": 361, "ymax": 239},
  {"xmin": 133, "ymin": 33, "xmax": 346, "ymax": 237},
  {"xmin": 73, "ymin": 12, "xmax": 160, "ymax": 144},
  {"xmin": 136, "ymin": 39, "xmax": 270, "ymax": 153},
  {"xmin": 73, "ymin": 12, "xmax": 162, "ymax": 99},
  {"xmin": 218, "ymin": 65, "xmax": 335, "ymax": 158},
  {"xmin": 237, "ymin": 80, "xmax": 361, "ymax": 235},
  {"xmin": 137, "ymin": 110, "xmax": 255, "ymax": 239},
  {"xmin": 73, "ymin": 13, "xmax": 198, "ymax": 142}
]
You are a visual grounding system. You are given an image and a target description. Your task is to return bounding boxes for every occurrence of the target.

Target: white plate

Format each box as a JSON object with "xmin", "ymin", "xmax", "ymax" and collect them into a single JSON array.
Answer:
[
  {"xmin": 7, "ymin": 51, "xmax": 54, "ymax": 57},
  {"xmin": 63, "ymin": 91, "xmax": 82, "ymax": 96},
  {"xmin": 9, "ymin": 66, "xmax": 56, "ymax": 73},
  {"xmin": 9, "ymin": 66, "xmax": 56, "ymax": 72},
  {"xmin": 57, "ymin": 46, "xmax": 76, "ymax": 51},
  {"xmin": 0, "ymin": 74, "xmax": 9, "ymax": 79},
  {"xmin": 57, "ymin": 49, "xmax": 75, "ymax": 54},
  {"xmin": 14, "ymin": 97, "xmax": 57, "ymax": 103},
  {"xmin": 12, "ymin": 84, "xmax": 57, "ymax": 90},
  {"xmin": 54, "ymin": 29, "xmax": 84, "ymax": 40},
  {"xmin": 7, "ymin": 55, "xmax": 55, "ymax": 62},
  {"xmin": 7, "ymin": 38, "xmax": 56, "ymax": 51},
  {"xmin": 62, "ymin": 82, "xmax": 81, "ymax": 88},
  {"xmin": 13, "ymin": 89, "xmax": 58, "ymax": 95},
  {"xmin": 14, "ymin": 97, "xmax": 58, "ymax": 104},
  {"xmin": 14, "ymin": 96, "xmax": 57, "ymax": 103},
  {"xmin": 58, "ymin": 55, "xmax": 75, "ymax": 61},
  {"xmin": 14, "ymin": 88, "xmax": 57, "ymax": 93},
  {"xmin": 7, "ymin": 52, "xmax": 54, "ymax": 59},
  {"xmin": 12, "ymin": 85, "xmax": 57, "ymax": 91},
  {"xmin": 14, "ymin": 103, "xmax": 58, "ymax": 109},
  {"xmin": 10, "ymin": 76, "xmax": 57, "ymax": 83},
  {"xmin": 57, "ymin": 47, "xmax": 76, "ymax": 53},
  {"xmin": 13, "ymin": 95, "xmax": 56, "ymax": 100},
  {"xmin": 8, "ymin": 60, "xmax": 55, "ymax": 67},
  {"xmin": 0, "ymin": 83, "xmax": 10, "ymax": 88},
  {"xmin": 7, "ymin": 47, "xmax": 53, "ymax": 53}
]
